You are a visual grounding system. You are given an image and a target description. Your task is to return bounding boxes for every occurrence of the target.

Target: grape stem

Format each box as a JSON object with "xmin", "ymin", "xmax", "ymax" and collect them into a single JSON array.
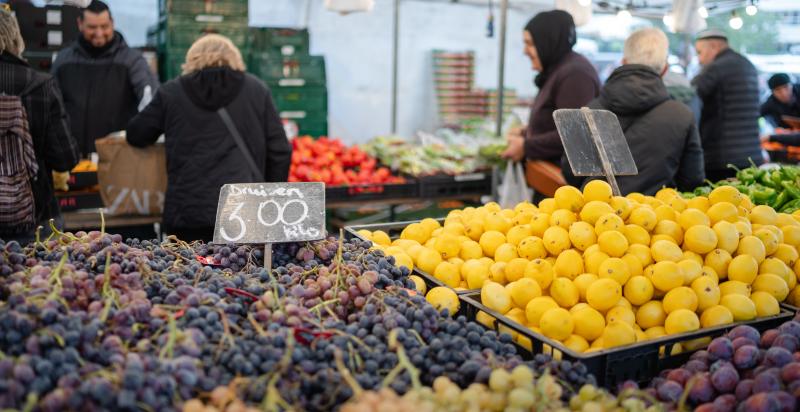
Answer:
[
  {"xmin": 159, "ymin": 313, "xmax": 178, "ymax": 359},
  {"xmin": 99, "ymin": 252, "xmax": 116, "ymax": 322},
  {"xmin": 382, "ymin": 329, "xmax": 422, "ymax": 391},
  {"xmin": 334, "ymin": 348, "xmax": 364, "ymax": 398}
]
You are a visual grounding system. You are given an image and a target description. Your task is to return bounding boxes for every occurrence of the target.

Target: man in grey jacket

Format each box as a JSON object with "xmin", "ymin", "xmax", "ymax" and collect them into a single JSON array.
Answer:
[
  {"xmin": 52, "ymin": 0, "xmax": 158, "ymax": 156},
  {"xmin": 692, "ymin": 29, "xmax": 762, "ymax": 181}
]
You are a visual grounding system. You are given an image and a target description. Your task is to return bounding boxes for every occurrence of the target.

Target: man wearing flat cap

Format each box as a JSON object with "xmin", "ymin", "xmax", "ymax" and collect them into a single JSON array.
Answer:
[
  {"xmin": 761, "ymin": 73, "xmax": 800, "ymax": 129},
  {"xmin": 692, "ymin": 29, "xmax": 762, "ymax": 181}
]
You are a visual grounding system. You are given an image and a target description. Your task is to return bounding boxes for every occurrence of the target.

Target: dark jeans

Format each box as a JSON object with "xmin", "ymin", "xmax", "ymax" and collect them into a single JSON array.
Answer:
[{"xmin": 1, "ymin": 215, "xmax": 64, "ymax": 246}]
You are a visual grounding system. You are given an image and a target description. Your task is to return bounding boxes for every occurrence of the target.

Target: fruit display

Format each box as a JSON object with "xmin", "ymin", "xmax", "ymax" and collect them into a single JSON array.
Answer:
[
  {"xmin": 0, "ymin": 224, "xmax": 604, "ymax": 411},
  {"xmin": 289, "ymin": 136, "xmax": 405, "ymax": 186},
  {"xmin": 645, "ymin": 319, "xmax": 800, "ymax": 411},
  {"xmin": 685, "ymin": 164, "xmax": 800, "ymax": 213},
  {"xmin": 359, "ymin": 181, "xmax": 800, "ymax": 355}
]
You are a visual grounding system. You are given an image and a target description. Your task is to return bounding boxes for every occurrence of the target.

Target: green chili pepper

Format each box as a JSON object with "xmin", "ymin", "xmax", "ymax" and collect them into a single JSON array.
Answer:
[
  {"xmin": 781, "ymin": 166, "xmax": 800, "ymax": 182},
  {"xmin": 772, "ymin": 190, "xmax": 791, "ymax": 210},
  {"xmin": 693, "ymin": 186, "xmax": 711, "ymax": 196},
  {"xmin": 781, "ymin": 199, "xmax": 800, "ymax": 213},
  {"xmin": 781, "ymin": 181, "xmax": 800, "ymax": 199},
  {"xmin": 751, "ymin": 186, "xmax": 777, "ymax": 205}
]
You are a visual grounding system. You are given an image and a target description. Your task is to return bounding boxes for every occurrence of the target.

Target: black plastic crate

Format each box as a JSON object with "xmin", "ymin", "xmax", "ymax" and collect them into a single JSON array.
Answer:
[
  {"xmin": 418, "ymin": 171, "xmax": 493, "ymax": 198},
  {"xmin": 326, "ymin": 181, "xmax": 418, "ymax": 202},
  {"xmin": 460, "ymin": 292, "xmax": 793, "ymax": 388}
]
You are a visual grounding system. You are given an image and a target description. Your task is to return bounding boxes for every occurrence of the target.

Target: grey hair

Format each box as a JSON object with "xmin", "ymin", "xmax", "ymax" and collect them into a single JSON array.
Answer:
[
  {"xmin": 0, "ymin": 9, "xmax": 25, "ymax": 56},
  {"xmin": 624, "ymin": 27, "xmax": 669, "ymax": 73}
]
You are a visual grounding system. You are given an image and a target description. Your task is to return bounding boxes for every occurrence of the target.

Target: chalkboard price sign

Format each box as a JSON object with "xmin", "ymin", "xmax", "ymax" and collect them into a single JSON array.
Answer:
[{"xmin": 212, "ymin": 182, "xmax": 326, "ymax": 245}]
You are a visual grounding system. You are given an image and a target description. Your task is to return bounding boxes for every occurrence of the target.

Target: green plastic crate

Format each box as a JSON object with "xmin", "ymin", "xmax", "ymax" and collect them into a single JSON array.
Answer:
[
  {"xmin": 155, "ymin": 19, "xmax": 249, "ymax": 50},
  {"xmin": 160, "ymin": 0, "xmax": 249, "ymax": 18},
  {"xmin": 292, "ymin": 115, "xmax": 328, "ymax": 137},
  {"xmin": 248, "ymin": 27, "xmax": 309, "ymax": 56},
  {"xmin": 270, "ymin": 86, "xmax": 328, "ymax": 118},
  {"xmin": 251, "ymin": 55, "xmax": 326, "ymax": 86}
]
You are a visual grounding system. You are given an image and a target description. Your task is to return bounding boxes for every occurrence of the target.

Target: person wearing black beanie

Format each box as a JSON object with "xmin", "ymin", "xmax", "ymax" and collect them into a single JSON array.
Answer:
[
  {"xmin": 502, "ymin": 9, "xmax": 600, "ymax": 195},
  {"xmin": 761, "ymin": 73, "xmax": 800, "ymax": 129}
]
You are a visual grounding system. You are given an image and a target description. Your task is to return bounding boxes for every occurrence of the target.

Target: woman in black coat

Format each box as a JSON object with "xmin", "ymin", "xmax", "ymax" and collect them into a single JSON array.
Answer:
[{"xmin": 127, "ymin": 34, "xmax": 292, "ymax": 242}]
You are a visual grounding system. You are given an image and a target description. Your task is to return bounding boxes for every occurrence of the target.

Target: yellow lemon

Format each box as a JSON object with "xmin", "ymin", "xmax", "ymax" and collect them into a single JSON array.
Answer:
[
  {"xmin": 692, "ymin": 276, "xmax": 721, "ymax": 311},
  {"xmin": 651, "ymin": 239, "xmax": 683, "ymax": 263},
  {"xmin": 728, "ymin": 254, "xmax": 759, "ymax": 284},
  {"xmin": 704, "ymin": 249, "xmax": 732, "ymax": 280},
  {"xmin": 550, "ymin": 209, "xmax": 578, "ymax": 230},
  {"xmin": 426, "ymin": 287, "xmax": 460, "ymax": 315},
  {"xmin": 459, "ymin": 240, "xmax": 484, "ymax": 261},
  {"xmin": 484, "ymin": 212, "xmax": 512, "ymax": 234},
  {"xmin": 752, "ymin": 273, "xmax": 789, "ymax": 301},
  {"xmin": 603, "ymin": 321, "xmax": 637, "ymax": 348},
  {"xmin": 569, "ymin": 221, "xmax": 597, "ymax": 251},
  {"xmin": 433, "ymin": 234, "xmax": 461, "ymax": 259},
  {"xmin": 555, "ymin": 186, "xmax": 585, "ymax": 213},
  {"xmin": 586, "ymin": 278, "xmax": 622, "ymax": 312},
  {"xmin": 525, "ymin": 259, "xmax": 555, "ymax": 290},
  {"xmin": 434, "ymin": 262, "xmax": 461, "ymax": 288},
  {"xmin": 494, "ymin": 243, "xmax": 518, "ymax": 263},
  {"xmin": 583, "ymin": 180, "xmax": 613, "ymax": 203},
  {"xmin": 584, "ymin": 251, "xmax": 610, "ymax": 275},
  {"xmin": 782, "ymin": 225, "xmax": 800, "ymax": 249},
  {"xmin": 580, "ymin": 201, "xmax": 616, "ymax": 226},
  {"xmin": 719, "ymin": 280, "xmax": 752, "ymax": 297},
  {"xmin": 644, "ymin": 326, "xmax": 667, "ymax": 340},
  {"xmin": 599, "ymin": 257, "xmax": 631, "ymax": 285},
  {"xmin": 570, "ymin": 302, "xmax": 590, "ymax": 314},
  {"xmin": 517, "ymin": 236, "xmax": 547, "ymax": 260},
  {"xmin": 750, "ymin": 205, "xmax": 778, "ymax": 226},
  {"xmin": 464, "ymin": 220, "xmax": 485, "ymax": 241},
  {"xmin": 627, "ymin": 192, "xmax": 647, "ymax": 203},
  {"xmin": 679, "ymin": 259, "xmax": 704, "ymax": 285},
  {"xmin": 760, "ymin": 257, "xmax": 791, "ymax": 279},
  {"xmin": 624, "ymin": 275, "xmax": 654, "ymax": 306},
  {"xmin": 574, "ymin": 273, "xmax": 598, "ymax": 302},
  {"xmin": 652, "ymin": 261, "xmax": 684, "ymax": 292},
  {"xmin": 622, "ymin": 253, "xmax": 645, "ymax": 277},
  {"xmin": 443, "ymin": 222, "xmax": 466, "ymax": 236},
  {"xmin": 709, "ymin": 186, "xmax": 743, "ymax": 206},
  {"xmin": 708, "ymin": 202, "xmax": 739, "ymax": 225},
  {"xmin": 606, "ymin": 306, "xmax": 636, "ymax": 327},
  {"xmin": 543, "ymin": 226, "xmax": 572, "ymax": 256},
  {"xmin": 655, "ymin": 205, "xmax": 678, "ymax": 224},
  {"xmin": 506, "ymin": 225, "xmax": 533, "ymax": 247},
  {"xmin": 529, "ymin": 213, "xmax": 551, "ymax": 237},
  {"xmin": 628, "ymin": 207, "xmax": 658, "ymax": 231},
  {"xmin": 687, "ymin": 196, "xmax": 710, "ymax": 212},
  {"xmin": 393, "ymin": 253, "xmax": 414, "ymax": 272},
  {"xmin": 750, "ymin": 291, "xmax": 780, "ymax": 317},
  {"xmin": 654, "ymin": 220, "xmax": 684, "ymax": 244},
  {"xmin": 738, "ymin": 236, "xmax": 767, "ymax": 263},
  {"xmin": 700, "ymin": 305, "xmax": 734, "ymax": 328},
  {"xmin": 465, "ymin": 266, "xmax": 490, "ymax": 290},
  {"xmin": 596, "ymin": 213, "xmax": 625, "ymax": 234},
  {"xmin": 624, "ymin": 224, "xmax": 651, "ymax": 246},
  {"xmin": 636, "ymin": 301, "xmax": 667, "ymax": 329},
  {"xmin": 720, "ymin": 294, "xmax": 757, "ymax": 321},
  {"xmin": 554, "ymin": 249, "xmax": 584, "ymax": 279},
  {"xmin": 489, "ymin": 262, "xmax": 507, "ymax": 284},
  {"xmin": 550, "ymin": 277, "xmax": 580, "ymax": 308},
  {"xmin": 656, "ymin": 188, "xmax": 680, "ymax": 203},
  {"xmin": 514, "ymin": 201, "xmax": 537, "ymax": 214},
  {"xmin": 476, "ymin": 310, "xmax": 496, "ymax": 329},
  {"xmin": 512, "ymin": 211, "xmax": 535, "ymax": 227},
  {"xmin": 598, "ymin": 230, "xmax": 628, "ymax": 258},
  {"xmin": 503, "ymin": 258, "xmax": 528, "ymax": 283},
  {"xmin": 611, "ymin": 196, "xmax": 633, "ymax": 220},
  {"xmin": 401, "ymin": 223, "xmax": 430, "ymax": 244},
  {"xmin": 563, "ymin": 334, "xmax": 590, "ymax": 353},
  {"xmin": 713, "ymin": 221, "xmax": 740, "ymax": 254},
  {"xmin": 507, "ymin": 278, "xmax": 542, "ymax": 308},
  {"xmin": 663, "ymin": 286, "xmax": 699, "ymax": 313},
  {"xmin": 628, "ymin": 244, "xmax": 654, "ymax": 267},
  {"xmin": 417, "ymin": 248, "xmax": 443, "ymax": 274},
  {"xmin": 754, "ymin": 228, "xmax": 780, "ymax": 256},
  {"xmin": 540, "ymin": 308, "xmax": 574, "ymax": 340},
  {"xmin": 679, "ymin": 208, "xmax": 711, "ymax": 231},
  {"xmin": 664, "ymin": 309, "xmax": 700, "ymax": 335},
  {"xmin": 525, "ymin": 296, "xmax": 559, "ymax": 326},
  {"xmin": 481, "ymin": 281, "xmax": 512, "ymax": 314},
  {"xmin": 684, "ymin": 225, "xmax": 718, "ymax": 254},
  {"xmin": 479, "ymin": 230, "xmax": 507, "ymax": 258},
  {"xmin": 772, "ymin": 243, "xmax": 799, "ymax": 268},
  {"xmin": 371, "ymin": 230, "xmax": 391, "ymax": 246}
]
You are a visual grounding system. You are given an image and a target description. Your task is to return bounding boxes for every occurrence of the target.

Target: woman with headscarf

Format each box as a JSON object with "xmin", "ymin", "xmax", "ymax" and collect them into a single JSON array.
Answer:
[{"xmin": 502, "ymin": 10, "xmax": 600, "ymax": 190}]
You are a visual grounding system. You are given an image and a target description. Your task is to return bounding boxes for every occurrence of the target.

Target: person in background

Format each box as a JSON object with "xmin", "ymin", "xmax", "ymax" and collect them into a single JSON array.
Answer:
[
  {"xmin": 0, "ymin": 7, "xmax": 80, "ymax": 243},
  {"xmin": 502, "ymin": 10, "xmax": 600, "ymax": 168},
  {"xmin": 760, "ymin": 73, "xmax": 800, "ymax": 129},
  {"xmin": 562, "ymin": 28, "xmax": 704, "ymax": 195},
  {"xmin": 126, "ymin": 34, "xmax": 292, "ymax": 242},
  {"xmin": 51, "ymin": 0, "xmax": 158, "ymax": 156},
  {"xmin": 663, "ymin": 70, "xmax": 701, "ymax": 122},
  {"xmin": 692, "ymin": 29, "xmax": 762, "ymax": 181}
]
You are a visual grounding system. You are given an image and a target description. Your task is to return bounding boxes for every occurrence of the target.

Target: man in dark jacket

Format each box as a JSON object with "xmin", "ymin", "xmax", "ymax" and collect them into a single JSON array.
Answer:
[
  {"xmin": 52, "ymin": 0, "xmax": 158, "ymax": 156},
  {"xmin": 0, "ymin": 9, "xmax": 81, "ymax": 243},
  {"xmin": 563, "ymin": 28, "xmax": 705, "ymax": 195},
  {"xmin": 692, "ymin": 29, "xmax": 762, "ymax": 181},
  {"xmin": 761, "ymin": 73, "xmax": 800, "ymax": 129},
  {"xmin": 126, "ymin": 34, "xmax": 291, "ymax": 242}
]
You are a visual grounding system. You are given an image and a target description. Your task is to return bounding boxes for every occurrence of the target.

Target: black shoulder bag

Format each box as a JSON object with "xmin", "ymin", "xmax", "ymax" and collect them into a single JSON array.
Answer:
[{"xmin": 217, "ymin": 107, "xmax": 265, "ymax": 182}]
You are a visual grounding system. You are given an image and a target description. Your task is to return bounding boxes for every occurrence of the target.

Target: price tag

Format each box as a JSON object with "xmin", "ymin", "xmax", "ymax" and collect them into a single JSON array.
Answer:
[{"xmin": 213, "ymin": 182, "xmax": 325, "ymax": 244}]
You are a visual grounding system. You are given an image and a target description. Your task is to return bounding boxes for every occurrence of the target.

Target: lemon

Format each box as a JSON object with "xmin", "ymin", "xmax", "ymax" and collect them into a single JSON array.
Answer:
[
  {"xmin": 679, "ymin": 208, "xmax": 711, "ymax": 231},
  {"xmin": 737, "ymin": 236, "xmax": 767, "ymax": 263},
  {"xmin": 624, "ymin": 275, "xmax": 654, "ymax": 306},
  {"xmin": 356, "ymin": 229, "xmax": 373, "ymax": 241},
  {"xmin": 528, "ymin": 213, "xmax": 550, "ymax": 237},
  {"xmin": 686, "ymin": 196, "xmax": 710, "ymax": 212},
  {"xmin": 507, "ymin": 278, "xmax": 542, "ymax": 308},
  {"xmin": 651, "ymin": 240, "xmax": 683, "ymax": 263},
  {"xmin": 682, "ymin": 250, "xmax": 704, "ymax": 265},
  {"xmin": 664, "ymin": 309, "xmax": 700, "ymax": 335},
  {"xmin": 433, "ymin": 234, "xmax": 461, "ymax": 259},
  {"xmin": 393, "ymin": 253, "xmax": 414, "ymax": 272},
  {"xmin": 479, "ymin": 231, "xmax": 506, "ymax": 258},
  {"xmin": 720, "ymin": 294, "xmax": 757, "ymax": 321},
  {"xmin": 654, "ymin": 220, "xmax": 684, "ymax": 244},
  {"xmin": 584, "ymin": 251, "xmax": 610, "ymax": 275},
  {"xmin": 772, "ymin": 244, "xmax": 799, "ymax": 268},
  {"xmin": 736, "ymin": 219, "xmax": 753, "ymax": 238},
  {"xmin": 622, "ymin": 253, "xmax": 645, "ymax": 277},
  {"xmin": 392, "ymin": 238, "xmax": 420, "ymax": 250},
  {"xmin": 710, "ymin": 221, "xmax": 739, "ymax": 254},
  {"xmin": 627, "ymin": 192, "xmax": 646, "ymax": 203},
  {"xmin": 623, "ymin": 224, "xmax": 651, "ymax": 246},
  {"xmin": 401, "ymin": 223, "xmax": 430, "ymax": 244},
  {"xmin": 460, "ymin": 239, "xmax": 484, "ymax": 261},
  {"xmin": 636, "ymin": 301, "xmax": 667, "ymax": 329},
  {"xmin": 494, "ymin": 243, "xmax": 518, "ymax": 263},
  {"xmin": 606, "ymin": 306, "xmax": 636, "ymax": 327},
  {"xmin": 481, "ymin": 281, "xmax": 512, "ymax": 314},
  {"xmin": 484, "ymin": 212, "xmax": 512, "ymax": 234},
  {"xmin": 550, "ymin": 277, "xmax": 580, "ymax": 308},
  {"xmin": 555, "ymin": 186, "xmax": 585, "ymax": 213},
  {"xmin": 425, "ymin": 287, "xmax": 460, "ymax": 316},
  {"xmin": 702, "ymin": 249, "xmax": 731, "ymax": 280},
  {"xmin": 501, "ymin": 258, "xmax": 526, "ymax": 283},
  {"xmin": 628, "ymin": 244, "xmax": 653, "ymax": 267},
  {"xmin": 656, "ymin": 188, "xmax": 680, "ymax": 203},
  {"xmin": 754, "ymin": 228, "xmax": 780, "ymax": 256},
  {"xmin": 597, "ymin": 230, "xmax": 628, "ymax": 258},
  {"xmin": 551, "ymin": 250, "xmax": 582, "ymax": 280},
  {"xmin": 443, "ymin": 222, "xmax": 465, "ymax": 236},
  {"xmin": 524, "ymin": 258, "xmax": 555, "ymax": 290},
  {"xmin": 750, "ymin": 205, "xmax": 778, "ymax": 226},
  {"xmin": 385, "ymin": 246, "xmax": 406, "ymax": 257},
  {"xmin": 782, "ymin": 225, "xmax": 800, "ymax": 249},
  {"xmin": 408, "ymin": 275, "xmax": 427, "ymax": 294},
  {"xmin": 543, "ymin": 226, "xmax": 572, "ymax": 256},
  {"xmin": 570, "ymin": 303, "xmax": 591, "ymax": 314},
  {"xmin": 708, "ymin": 202, "xmax": 739, "ymax": 225},
  {"xmin": 540, "ymin": 308, "xmax": 574, "ymax": 340},
  {"xmin": 719, "ymin": 280, "xmax": 752, "ymax": 297},
  {"xmin": 684, "ymin": 225, "xmax": 718, "ymax": 254},
  {"xmin": 549, "ymin": 209, "xmax": 577, "ymax": 230},
  {"xmin": 569, "ymin": 221, "xmax": 597, "ymax": 251},
  {"xmin": 505, "ymin": 225, "xmax": 533, "ymax": 247},
  {"xmin": 760, "ymin": 257, "xmax": 791, "ymax": 278},
  {"xmin": 489, "ymin": 262, "xmax": 507, "ymax": 284},
  {"xmin": 699, "ymin": 305, "xmax": 734, "ymax": 328},
  {"xmin": 777, "ymin": 213, "xmax": 800, "ymax": 227},
  {"xmin": 586, "ymin": 278, "xmax": 622, "ymax": 312},
  {"xmin": 668, "ymin": 196, "xmax": 688, "ymax": 213},
  {"xmin": 433, "ymin": 262, "xmax": 461, "ymax": 288},
  {"xmin": 611, "ymin": 196, "xmax": 633, "ymax": 220},
  {"xmin": 512, "ymin": 212, "xmax": 535, "ymax": 227},
  {"xmin": 525, "ymin": 296, "xmax": 559, "ymax": 326},
  {"xmin": 417, "ymin": 248, "xmax": 443, "ymax": 274},
  {"xmin": 678, "ymin": 259, "xmax": 704, "ymax": 285},
  {"xmin": 652, "ymin": 261, "xmax": 684, "ymax": 292},
  {"xmin": 655, "ymin": 205, "xmax": 678, "ymax": 224},
  {"xmin": 514, "ymin": 201, "xmax": 537, "ymax": 214},
  {"xmin": 709, "ymin": 185, "xmax": 743, "ymax": 206},
  {"xmin": 371, "ymin": 230, "xmax": 391, "ymax": 246},
  {"xmin": 644, "ymin": 197, "xmax": 665, "ymax": 209},
  {"xmin": 465, "ymin": 266, "xmax": 490, "ymax": 290},
  {"xmin": 788, "ymin": 286, "xmax": 800, "ymax": 306},
  {"xmin": 596, "ymin": 213, "xmax": 625, "ymax": 235},
  {"xmin": 573, "ymin": 273, "xmax": 598, "ymax": 302},
  {"xmin": 628, "ymin": 207, "xmax": 658, "ymax": 231},
  {"xmin": 406, "ymin": 244, "xmax": 426, "ymax": 262},
  {"xmin": 517, "ymin": 236, "xmax": 548, "ymax": 261},
  {"xmin": 464, "ymin": 220, "xmax": 485, "ymax": 241},
  {"xmin": 691, "ymin": 276, "xmax": 721, "ymax": 311},
  {"xmin": 603, "ymin": 321, "xmax": 637, "ymax": 348},
  {"xmin": 580, "ymin": 201, "xmax": 616, "ymax": 225},
  {"xmin": 563, "ymin": 335, "xmax": 590, "ymax": 353},
  {"xmin": 599, "ymin": 257, "xmax": 631, "ymax": 285},
  {"xmin": 663, "ymin": 286, "xmax": 699, "ymax": 313},
  {"xmin": 728, "ymin": 254, "xmax": 759, "ymax": 284},
  {"xmin": 484, "ymin": 202, "xmax": 501, "ymax": 212},
  {"xmin": 644, "ymin": 326, "xmax": 667, "ymax": 341},
  {"xmin": 476, "ymin": 310, "xmax": 496, "ymax": 329},
  {"xmin": 583, "ymin": 180, "xmax": 613, "ymax": 203},
  {"xmin": 752, "ymin": 273, "xmax": 789, "ymax": 301},
  {"xmin": 750, "ymin": 291, "xmax": 780, "ymax": 317}
]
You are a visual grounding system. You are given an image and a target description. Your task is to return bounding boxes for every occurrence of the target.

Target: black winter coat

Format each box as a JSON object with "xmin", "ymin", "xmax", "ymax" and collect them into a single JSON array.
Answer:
[
  {"xmin": 760, "ymin": 84, "xmax": 800, "ymax": 129},
  {"xmin": 0, "ymin": 52, "xmax": 80, "ymax": 234},
  {"xmin": 692, "ymin": 48, "xmax": 762, "ymax": 172},
  {"xmin": 126, "ymin": 67, "xmax": 292, "ymax": 230},
  {"xmin": 52, "ymin": 33, "xmax": 159, "ymax": 155},
  {"xmin": 562, "ymin": 65, "xmax": 705, "ymax": 196}
]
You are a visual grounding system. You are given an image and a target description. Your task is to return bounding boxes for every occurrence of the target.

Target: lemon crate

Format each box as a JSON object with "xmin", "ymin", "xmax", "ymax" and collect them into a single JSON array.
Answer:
[
  {"xmin": 344, "ymin": 220, "xmax": 480, "ymax": 295},
  {"xmin": 459, "ymin": 292, "xmax": 792, "ymax": 388}
]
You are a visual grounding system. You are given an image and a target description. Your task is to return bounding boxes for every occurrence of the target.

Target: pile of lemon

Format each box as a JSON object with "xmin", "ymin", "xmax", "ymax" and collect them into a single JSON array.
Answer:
[{"xmin": 358, "ymin": 180, "xmax": 800, "ymax": 353}]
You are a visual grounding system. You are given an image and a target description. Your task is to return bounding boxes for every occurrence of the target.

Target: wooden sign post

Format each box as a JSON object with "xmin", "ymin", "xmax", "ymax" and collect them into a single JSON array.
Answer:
[{"xmin": 212, "ymin": 182, "xmax": 326, "ymax": 272}]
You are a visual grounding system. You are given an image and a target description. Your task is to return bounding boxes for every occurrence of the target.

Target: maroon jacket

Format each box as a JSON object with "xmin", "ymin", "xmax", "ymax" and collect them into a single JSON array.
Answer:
[{"xmin": 524, "ymin": 51, "xmax": 600, "ymax": 162}]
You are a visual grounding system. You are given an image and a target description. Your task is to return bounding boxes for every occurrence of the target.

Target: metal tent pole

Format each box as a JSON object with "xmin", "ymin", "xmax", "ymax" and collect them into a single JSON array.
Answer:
[
  {"xmin": 495, "ymin": 0, "xmax": 509, "ymax": 137},
  {"xmin": 391, "ymin": 0, "xmax": 400, "ymax": 134}
]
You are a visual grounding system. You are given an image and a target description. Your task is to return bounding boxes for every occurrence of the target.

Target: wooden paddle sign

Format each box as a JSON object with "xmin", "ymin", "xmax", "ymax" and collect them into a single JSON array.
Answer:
[{"xmin": 212, "ymin": 182, "xmax": 326, "ymax": 271}]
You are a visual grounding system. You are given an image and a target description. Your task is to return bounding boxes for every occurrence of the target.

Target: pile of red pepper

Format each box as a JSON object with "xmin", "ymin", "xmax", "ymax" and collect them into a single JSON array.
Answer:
[{"xmin": 288, "ymin": 136, "xmax": 405, "ymax": 186}]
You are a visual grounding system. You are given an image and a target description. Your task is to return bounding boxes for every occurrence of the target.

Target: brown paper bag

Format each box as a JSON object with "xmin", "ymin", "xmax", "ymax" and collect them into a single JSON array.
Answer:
[{"xmin": 96, "ymin": 135, "xmax": 167, "ymax": 216}]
